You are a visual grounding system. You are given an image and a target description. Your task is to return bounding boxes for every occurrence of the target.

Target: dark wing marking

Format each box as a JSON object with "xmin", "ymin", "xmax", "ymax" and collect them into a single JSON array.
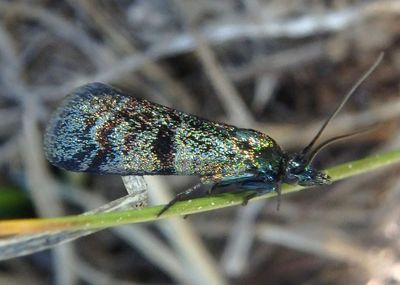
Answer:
[{"xmin": 44, "ymin": 82, "xmax": 279, "ymax": 178}]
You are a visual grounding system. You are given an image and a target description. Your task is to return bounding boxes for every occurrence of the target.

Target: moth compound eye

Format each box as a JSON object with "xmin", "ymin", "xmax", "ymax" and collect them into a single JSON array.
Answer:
[{"xmin": 287, "ymin": 158, "xmax": 303, "ymax": 174}]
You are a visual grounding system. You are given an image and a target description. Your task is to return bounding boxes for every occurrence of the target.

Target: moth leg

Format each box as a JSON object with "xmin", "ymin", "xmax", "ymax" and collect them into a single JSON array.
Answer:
[
  {"xmin": 209, "ymin": 183, "xmax": 217, "ymax": 194},
  {"xmin": 200, "ymin": 175, "xmax": 223, "ymax": 194},
  {"xmin": 242, "ymin": 191, "xmax": 258, "ymax": 206},
  {"xmin": 157, "ymin": 183, "xmax": 202, "ymax": 217},
  {"xmin": 238, "ymin": 180, "xmax": 280, "ymax": 208},
  {"xmin": 158, "ymin": 175, "xmax": 227, "ymax": 217},
  {"xmin": 275, "ymin": 184, "xmax": 282, "ymax": 211},
  {"xmin": 208, "ymin": 174, "xmax": 256, "ymax": 193}
]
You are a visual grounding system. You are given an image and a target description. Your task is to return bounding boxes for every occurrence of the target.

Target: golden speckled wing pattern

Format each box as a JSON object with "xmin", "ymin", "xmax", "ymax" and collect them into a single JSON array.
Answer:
[{"xmin": 44, "ymin": 83, "xmax": 280, "ymax": 180}]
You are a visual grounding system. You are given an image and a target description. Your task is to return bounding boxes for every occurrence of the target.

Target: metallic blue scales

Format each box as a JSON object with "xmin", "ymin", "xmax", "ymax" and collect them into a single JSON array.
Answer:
[{"xmin": 44, "ymin": 83, "xmax": 285, "ymax": 190}]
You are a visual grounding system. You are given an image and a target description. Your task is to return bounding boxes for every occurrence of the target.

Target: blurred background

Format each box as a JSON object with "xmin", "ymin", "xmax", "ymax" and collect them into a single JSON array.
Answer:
[{"xmin": 0, "ymin": 0, "xmax": 400, "ymax": 284}]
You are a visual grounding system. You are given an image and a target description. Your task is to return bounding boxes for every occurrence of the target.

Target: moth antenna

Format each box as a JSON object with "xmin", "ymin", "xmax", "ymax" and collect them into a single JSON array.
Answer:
[
  {"xmin": 306, "ymin": 126, "xmax": 378, "ymax": 165},
  {"xmin": 301, "ymin": 52, "xmax": 384, "ymax": 157}
]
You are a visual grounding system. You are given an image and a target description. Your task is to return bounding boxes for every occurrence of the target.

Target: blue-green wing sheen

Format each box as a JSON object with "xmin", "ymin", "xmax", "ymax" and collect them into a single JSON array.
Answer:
[{"xmin": 44, "ymin": 83, "xmax": 284, "ymax": 183}]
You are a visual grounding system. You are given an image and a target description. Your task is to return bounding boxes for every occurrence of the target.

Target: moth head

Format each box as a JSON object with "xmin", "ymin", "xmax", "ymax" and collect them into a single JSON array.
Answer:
[
  {"xmin": 283, "ymin": 153, "xmax": 330, "ymax": 186},
  {"xmin": 281, "ymin": 54, "xmax": 383, "ymax": 186}
]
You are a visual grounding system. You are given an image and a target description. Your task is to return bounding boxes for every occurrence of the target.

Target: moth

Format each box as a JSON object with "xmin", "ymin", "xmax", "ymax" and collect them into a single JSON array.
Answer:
[{"xmin": 44, "ymin": 54, "xmax": 383, "ymax": 215}]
